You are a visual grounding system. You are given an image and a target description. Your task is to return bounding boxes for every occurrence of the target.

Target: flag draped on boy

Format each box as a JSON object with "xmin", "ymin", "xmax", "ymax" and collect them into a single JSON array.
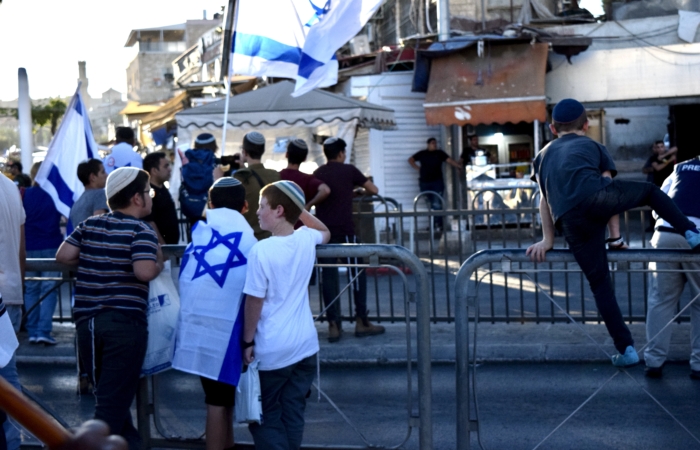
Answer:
[
  {"xmin": 231, "ymin": 0, "xmax": 383, "ymax": 97},
  {"xmin": 173, "ymin": 208, "xmax": 257, "ymax": 386},
  {"xmin": 34, "ymin": 88, "xmax": 97, "ymax": 218}
]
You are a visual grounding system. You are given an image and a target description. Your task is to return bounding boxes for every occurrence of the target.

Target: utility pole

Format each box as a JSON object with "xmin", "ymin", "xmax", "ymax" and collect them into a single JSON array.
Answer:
[
  {"xmin": 18, "ymin": 68, "xmax": 33, "ymax": 174},
  {"xmin": 219, "ymin": 0, "xmax": 237, "ymax": 83},
  {"xmin": 437, "ymin": 0, "xmax": 450, "ymax": 40}
]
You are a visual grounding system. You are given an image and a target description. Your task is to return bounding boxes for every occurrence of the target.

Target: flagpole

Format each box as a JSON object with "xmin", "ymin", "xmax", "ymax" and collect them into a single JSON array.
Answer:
[{"xmin": 220, "ymin": 0, "xmax": 237, "ymax": 155}]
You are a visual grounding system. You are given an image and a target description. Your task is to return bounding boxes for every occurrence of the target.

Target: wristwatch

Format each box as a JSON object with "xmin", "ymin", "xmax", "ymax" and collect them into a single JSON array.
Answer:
[
  {"xmin": 241, "ymin": 339, "xmax": 255, "ymax": 349},
  {"xmin": 606, "ymin": 237, "xmax": 625, "ymax": 249}
]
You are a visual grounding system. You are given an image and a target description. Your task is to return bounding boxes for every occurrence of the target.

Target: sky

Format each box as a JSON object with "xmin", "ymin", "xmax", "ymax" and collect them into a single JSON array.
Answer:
[
  {"xmin": 0, "ymin": 0, "xmax": 604, "ymax": 102},
  {"xmin": 0, "ymin": 0, "xmax": 228, "ymax": 101}
]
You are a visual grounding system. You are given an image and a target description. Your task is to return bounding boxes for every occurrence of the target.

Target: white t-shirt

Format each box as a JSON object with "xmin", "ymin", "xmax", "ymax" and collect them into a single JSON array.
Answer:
[
  {"xmin": 243, "ymin": 226, "xmax": 322, "ymax": 371},
  {"xmin": 0, "ymin": 175, "xmax": 26, "ymax": 305},
  {"xmin": 103, "ymin": 142, "xmax": 143, "ymax": 174}
]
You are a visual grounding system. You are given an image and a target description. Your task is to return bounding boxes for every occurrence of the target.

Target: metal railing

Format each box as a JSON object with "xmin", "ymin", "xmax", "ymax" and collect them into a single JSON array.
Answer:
[
  {"xmin": 348, "ymin": 200, "xmax": 662, "ymax": 323},
  {"xmin": 38, "ymin": 206, "xmax": 662, "ymax": 327},
  {"xmin": 26, "ymin": 244, "xmax": 434, "ymax": 450},
  {"xmin": 453, "ymin": 248, "xmax": 700, "ymax": 450}
]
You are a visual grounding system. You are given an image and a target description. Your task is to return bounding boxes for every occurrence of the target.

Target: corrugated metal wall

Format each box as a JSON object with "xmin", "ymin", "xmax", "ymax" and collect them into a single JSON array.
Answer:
[
  {"xmin": 340, "ymin": 72, "xmax": 441, "ymax": 214},
  {"xmin": 352, "ymin": 127, "xmax": 371, "ymax": 177},
  {"xmin": 379, "ymin": 94, "xmax": 441, "ymax": 210}
]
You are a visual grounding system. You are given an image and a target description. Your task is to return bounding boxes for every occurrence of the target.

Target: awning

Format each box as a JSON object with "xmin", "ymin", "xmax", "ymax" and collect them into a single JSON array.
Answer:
[
  {"xmin": 175, "ymin": 80, "xmax": 396, "ymax": 130},
  {"xmin": 140, "ymin": 92, "xmax": 190, "ymax": 131},
  {"xmin": 421, "ymin": 42, "xmax": 549, "ymax": 126},
  {"xmin": 119, "ymin": 101, "xmax": 161, "ymax": 117}
]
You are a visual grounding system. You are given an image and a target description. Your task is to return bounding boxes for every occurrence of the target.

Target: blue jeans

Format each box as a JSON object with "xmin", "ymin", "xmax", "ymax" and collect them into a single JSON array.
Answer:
[
  {"xmin": 249, "ymin": 354, "xmax": 317, "ymax": 450},
  {"xmin": 76, "ymin": 310, "xmax": 148, "ymax": 450},
  {"xmin": 419, "ymin": 180, "xmax": 445, "ymax": 228},
  {"xmin": 24, "ymin": 248, "xmax": 59, "ymax": 339},
  {"xmin": 0, "ymin": 306, "xmax": 22, "ymax": 450},
  {"xmin": 558, "ymin": 180, "xmax": 695, "ymax": 354},
  {"xmin": 319, "ymin": 235, "xmax": 368, "ymax": 324}
]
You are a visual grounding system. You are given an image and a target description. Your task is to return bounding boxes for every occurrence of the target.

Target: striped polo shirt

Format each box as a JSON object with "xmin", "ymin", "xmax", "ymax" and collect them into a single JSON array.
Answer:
[{"xmin": 66, "ymin": 211, "xmax": 159, "ymax": 324}]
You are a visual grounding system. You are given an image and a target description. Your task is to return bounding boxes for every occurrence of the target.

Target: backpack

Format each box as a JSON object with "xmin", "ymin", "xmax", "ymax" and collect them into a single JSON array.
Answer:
[{"xmin": 179, "ymin": 149, "xmax": 215, "ymax": 220}]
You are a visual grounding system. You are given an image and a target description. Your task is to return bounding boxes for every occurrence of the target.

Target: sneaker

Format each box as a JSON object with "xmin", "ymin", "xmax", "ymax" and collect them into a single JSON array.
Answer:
[
  {"xmin": 355, "ymin": 316, "xmax": 386, "ymax": 337},
  {"xmin": 690, "ymin": 370, "xmax": 700, "ymax": 380},
  {"xmin": 36, "ymin": 336, "xmax": 57, "ymax": 346},
  {"xmin": 685, "ymin": 228, "xmax": 700, "ymax": 252},
  {"xmin": 644, "ymin": 363, "xmax": 664, "ymax": 379},
  {"xmin": 28, "ymin": 336, "xmax": 39, "ymax": 344},
  {"xmin": 611, "ymin": 346, "xmax": 640, "ymax": 368}
]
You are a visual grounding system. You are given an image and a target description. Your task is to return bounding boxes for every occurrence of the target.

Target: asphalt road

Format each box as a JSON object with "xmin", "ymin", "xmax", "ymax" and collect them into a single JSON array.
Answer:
[{"xmin": 14, "ymin": 361, "xmax": 700, "ymax": 450}]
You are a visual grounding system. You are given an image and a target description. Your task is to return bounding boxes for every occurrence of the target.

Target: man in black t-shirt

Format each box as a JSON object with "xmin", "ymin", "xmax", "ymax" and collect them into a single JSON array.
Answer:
[
  {"xmin": 314, "ymin": 137, "xmax": 385, "ymax": 343},
  {"xmin": 143, "ymin": 152, "xmax": 180, "ymax": 244},
  {"xmin": 526, "ymin": 98, "xmax": 700, "ymax": 369},
  {"xmin": 408, "ymin": 137, "xmax": 462, "ymax": 230}
]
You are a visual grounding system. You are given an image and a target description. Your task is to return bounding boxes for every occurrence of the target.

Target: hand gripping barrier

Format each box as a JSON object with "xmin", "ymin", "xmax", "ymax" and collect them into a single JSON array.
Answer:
[
  {"xmin": 454, "ymin": 248, "xmax": 700, "ymax": 450},
  {"xmin": 133, "ymin": 244, "xmax": 433, "ymax": 450}
]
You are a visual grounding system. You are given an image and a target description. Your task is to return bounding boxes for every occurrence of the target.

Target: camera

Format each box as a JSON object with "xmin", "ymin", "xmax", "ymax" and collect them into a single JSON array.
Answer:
[{"xmin": 218, "ymin": 154, "xmax": 241, "ymax": 172}]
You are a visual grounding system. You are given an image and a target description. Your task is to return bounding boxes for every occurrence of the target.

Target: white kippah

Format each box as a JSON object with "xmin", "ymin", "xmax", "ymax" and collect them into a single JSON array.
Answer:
[
  {"xmin": 245, "ymin": 131, "xmax": 266, "ymax": 145},
  {"xmin": 105, "ymin": 167, "xmax": 140, "ymax": 199},
  {"xmin": 211, "ymin": 177, "xmax": 242, "ymax": 189},
  {"xmin": 270, "ymin": 180, "xmax": 305, "ymax": 211}
]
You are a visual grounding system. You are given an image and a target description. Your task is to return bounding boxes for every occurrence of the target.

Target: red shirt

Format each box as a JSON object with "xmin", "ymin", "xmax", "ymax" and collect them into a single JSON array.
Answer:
[{"xmin": 279, "ymin": 168, "xmax": 324, "ymax": 202}]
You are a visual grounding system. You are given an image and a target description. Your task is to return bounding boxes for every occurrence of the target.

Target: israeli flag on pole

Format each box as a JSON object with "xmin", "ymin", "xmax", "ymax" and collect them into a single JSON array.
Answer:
[
  {"xmin": 231, "ymin": 0, "xmax": 382, "ymax": 97},
  {"xmin": 34, "ymin": 85, "xmax": 97, "ymax": 219},
  {"xmin": 173, "ymin": 208, "xmax": 257, "ymax": 386}
]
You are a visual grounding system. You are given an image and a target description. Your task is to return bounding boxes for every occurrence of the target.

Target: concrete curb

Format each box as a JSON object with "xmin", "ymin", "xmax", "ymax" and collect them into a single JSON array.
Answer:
[{"xmin": 15, "ymin": 322, "xmax": 695, "ymax": 366}]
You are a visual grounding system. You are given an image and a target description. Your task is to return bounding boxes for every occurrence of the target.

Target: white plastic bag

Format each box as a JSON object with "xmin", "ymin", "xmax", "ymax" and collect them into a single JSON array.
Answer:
[
  {"xmin": 235, "ymin": 360, "xmax": 263, "ymax": 424},
  {"xmin": 142, "ymin": 261, "xmax": 180, "ymax": 376},
  {"xmin": 0, "ymin": 297, "xmax": 18, "ymax": 368}
]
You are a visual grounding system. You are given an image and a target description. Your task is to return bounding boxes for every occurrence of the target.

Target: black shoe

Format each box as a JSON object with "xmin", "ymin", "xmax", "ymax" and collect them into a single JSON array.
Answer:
[
  {"xmin": 644, "ymin": 364, "xmax": 664, "ymax": 379},
  {"xmin": 690, "ymin": 370, "xmax": 700, "ymax": 380}
]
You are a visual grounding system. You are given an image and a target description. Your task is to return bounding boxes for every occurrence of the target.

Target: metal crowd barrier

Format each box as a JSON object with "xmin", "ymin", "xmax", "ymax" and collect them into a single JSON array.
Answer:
[
  {"xmin": 31, "ymin": 205, "xmax": 659, "ymax": 327},
  {"xmin": 350, "ymin": 201, "xmax": 659, "ymax": 323},
  {"xmin": 454, "ymin": 248, "xmax": 700, "ymax": 450},
  {"xmin": 26, "ymin": 243, "xmax": 434, "ymax": 450}
]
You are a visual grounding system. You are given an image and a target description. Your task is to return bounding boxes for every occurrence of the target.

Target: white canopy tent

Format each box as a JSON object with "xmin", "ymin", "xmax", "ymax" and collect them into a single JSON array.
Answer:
[
  {"xmin": 175, "ymin": 80, "xmax": 396, "ymax": 168},
  {"xmin": 171, "ymin": 80, "xmax": 396, "ymax": 208}
]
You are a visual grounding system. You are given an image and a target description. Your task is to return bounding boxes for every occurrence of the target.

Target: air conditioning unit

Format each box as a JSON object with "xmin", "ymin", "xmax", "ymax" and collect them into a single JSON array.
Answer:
[{"xmin": 349, "ymin": 35, "xmax": 371, "ymax": 56}]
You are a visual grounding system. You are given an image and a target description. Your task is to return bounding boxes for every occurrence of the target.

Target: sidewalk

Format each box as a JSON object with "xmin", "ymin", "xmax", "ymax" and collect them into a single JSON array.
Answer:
[{"xmin": 16, "ymin": 321, "xmax": 695, "ymax": 365}]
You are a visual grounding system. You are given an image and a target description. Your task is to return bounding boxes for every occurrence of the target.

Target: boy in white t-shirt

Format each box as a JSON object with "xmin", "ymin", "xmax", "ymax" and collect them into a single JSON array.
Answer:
[{"xmin": 242, "ymin": 180, "xmax": 330, "ymax": 450}]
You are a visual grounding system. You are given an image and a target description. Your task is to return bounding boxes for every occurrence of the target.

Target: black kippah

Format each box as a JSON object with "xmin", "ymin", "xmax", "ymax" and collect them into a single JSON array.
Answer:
[{"xmin": 552, "ymin": 99, "xmax": 586, "ymax": 123}]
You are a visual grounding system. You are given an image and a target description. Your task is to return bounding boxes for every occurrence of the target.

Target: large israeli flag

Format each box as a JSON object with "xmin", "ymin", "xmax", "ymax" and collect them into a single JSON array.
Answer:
[
  {"xmin": 231, "ymin": 0, "xmax": 382, "ymax": 97},
  {"xmin": 34, "ymin": 87, "xmax": 97, "ymax": 218},
  {"xmin": 173, "ymin": 208, "xmax": 257, "ymax": 386}
]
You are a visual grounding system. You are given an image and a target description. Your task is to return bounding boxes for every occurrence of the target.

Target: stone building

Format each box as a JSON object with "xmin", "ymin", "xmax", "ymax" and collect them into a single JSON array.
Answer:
[{"xmin": 124, "ymin": 18, "xmax": 222, "ymax": 104}]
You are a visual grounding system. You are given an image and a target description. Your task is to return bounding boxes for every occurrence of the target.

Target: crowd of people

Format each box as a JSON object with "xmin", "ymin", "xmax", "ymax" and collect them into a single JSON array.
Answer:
[
  {"xmin": 0, "ymin": 127, "xmax": 386, "ymax": 450},
  {"xmin": 1, "ymin": 98, "xmax": 700, "ymax": 449}
]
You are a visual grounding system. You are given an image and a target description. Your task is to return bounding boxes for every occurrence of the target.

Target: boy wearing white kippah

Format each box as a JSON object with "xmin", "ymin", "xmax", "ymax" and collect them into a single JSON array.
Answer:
[
  {"xmin": 56, "ymin": 167, "xmax": 163, "ymax": 450},
  {"xmin": 242, "ymin": 180, "xmax": 330, "ymax": 450}
]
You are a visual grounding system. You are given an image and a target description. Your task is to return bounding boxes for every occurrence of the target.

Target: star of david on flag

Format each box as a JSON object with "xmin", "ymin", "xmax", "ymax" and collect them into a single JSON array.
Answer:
[
  {"xmin": 190, "ymin": 230, "xmax": 247, "ymax": 288},
  {"xmin": 174, "ymin": 208, "xmax": 257, "ymax": 386},
  {"xmin": 230, "ymin": 0, "xmax": 383, "ymax": 97}
]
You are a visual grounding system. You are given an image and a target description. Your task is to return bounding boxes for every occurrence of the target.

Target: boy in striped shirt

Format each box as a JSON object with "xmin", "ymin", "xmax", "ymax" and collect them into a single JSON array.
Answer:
[{"xmin": 57, "ymin": 167, "xmax": 163, "ymax": 450}]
